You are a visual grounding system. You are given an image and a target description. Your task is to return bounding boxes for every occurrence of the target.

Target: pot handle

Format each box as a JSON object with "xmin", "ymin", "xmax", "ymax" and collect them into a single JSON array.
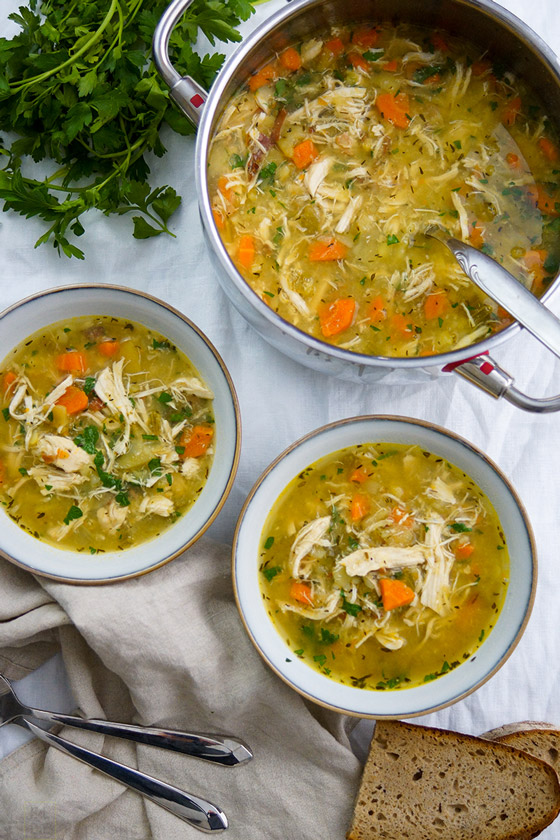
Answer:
[
  {"xmin": 448, "ymin": 354, "xmax": 560, "ymax": 412},
  {"xmin": 153, "ymin": 0, "xmax": 207, "ymax": 127}
]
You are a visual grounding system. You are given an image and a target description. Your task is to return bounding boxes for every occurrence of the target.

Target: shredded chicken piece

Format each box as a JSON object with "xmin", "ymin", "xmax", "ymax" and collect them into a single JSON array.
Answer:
[
  {"xmin": 375, "ymin": 628, "xmax": 405, "ymax": 650},
  {"xmin": 182, "ymin": 457, "xmax": 201, "ymax": 478},
  {"xmin": 28, "ymin": 466, "xmax": 87, "ymax": 495},
  {"xmin": 94, "ymin": 360, "xmax": 147, "ymax": 455},
  {"xmin": 139, "ymin": 496, "xmax": 175, "ymax": 517},
  {"xmin": 304, "ymin": 157, "xmax": 333, "ymax": 197},
  {"xmin": 420, "ymin": 519, "xmax": 455, "ymax": 615},
  {"xmin": 427, "ymin": 476, "xmax": 456, "ymax": 505},
  {"xmin": 290, "ymin": 516, "xmax": 331, "ymax": 578},
  {"xmin": 97, "ymin": 499, "xmax": 128, "ymax": 532},
  {"xmin": 340, "ymin": 545, "xmax": 429, "ymax": 577},
  {"xmin": 281, "ymin": 591, "xmax": 341, "ymax": 620},
  {"xmin": 36, "ymin": 435, "xmax": 92, "ymax": 473}
]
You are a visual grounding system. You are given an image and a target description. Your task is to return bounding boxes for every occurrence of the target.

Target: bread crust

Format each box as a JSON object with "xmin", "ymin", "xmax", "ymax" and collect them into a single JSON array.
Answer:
[{"xmin": 347, "ymin": 720, "xmax": 560, "ymax": 840}]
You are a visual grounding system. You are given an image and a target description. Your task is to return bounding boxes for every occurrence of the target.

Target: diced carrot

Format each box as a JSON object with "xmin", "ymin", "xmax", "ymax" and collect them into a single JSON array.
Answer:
[
  {"xmin": 56, "ymin": 352, "xmax": 87, "ymax": 373},
  {"xmin": 248, "ymin": 62, "xmax": 278, "ymax": 92},
  {"xmin": 456, "ymin": 541, "xmax": 475, "ymax": 559},
  {"xmin": 55, "ymin": 385, "xmax": 89, "ymax": 415},
  {"xmin": 505, "ymin": 152, "xmax": 520, "ymax": 169},
  {"xmin": 348, "ymin": 52, "xmax": 370, "ymax": 73},
  {"xmin": 98, "ymin": 340, "xmax": 120, "ymax": 357},
  {"xmin": 280, "ymin": 47, "xmax": 301, "ymax": 71},
  {"xmin": 471, "ymin": 59, "xmax": 492, "ymax": 76},
  {"xmin": 218, "ymin": 175, "xmax": 233, "ymax": 203},
  {"xmin": 3, "ymin": 371, "xmax": 17, "ymax": 394},
  {"xmin": 376, "ymin": 92, "xmax": 411, "ymax": 129},
  {"xmin": 179, "ymin": 424, "xmax": 214, "ymax": 458},
  {"xmin": 390, "ymin": 506, "xmax": 414, "ymax": 527},
  {"xmin": 527, "ymin": 184, "xmax": 559, "ymax": 217},
  {"xmin": 291, "ymin": 138, "xmax": 318, "ymax": 169},
  {"xmin": 424, "ymin": 291, "xmax": 448, "ymax": 320},
  {"xmin": 431, "ymin": 32, "xmax": 449, "ymax": 52},
  {"xmin": 290, "ymin": 580, "xmax": 313, "ymax": 605},
  {"xmin": 319, "ymin": 298, "xmax": 355, "ymax": 337},
  {"xmin": 502, "ymin": 95, "xmax": 522, "ymax": 127},
  {"xmin": 212, "ymin": 207, "xmax": 225, "ymax": 231},
  {"xmin": 538, "ymin": 137, "xmax": 559, "ymax": 162},
  {"xmin": 351, "ymin": 493, "xmax": 370, "ymax": 521},
  {"xmin": 469, "ymin": 223, "xmax": 485, "ymax": 249},
  {"xmin": 325, "ymin": 37, "xmax": 345, "ymax": 56},
  {"xmin": 309, "ymin": 238, "xmax": 347, "ymax": 261},
  {"xmin": 350, "ymin": 465, "xmax": 369, "ymax": 483},
  {"xmin": 383, "ymin": 59, "xmax": 398, "ymax": 72},
  {"xmin": 368, "ymin": 295, "xmax": 387, "ymax": 324},
  {"xmin": 352, "ymin": 28, "xmax": 379, "ymax": 48},
  {"xmin": 390, "ymin": 313, "xmax": 413, "ymax": 337},
  {"xmin": 379, "ymin": 577, "xmax": 415, "ymax": 611},
  {"xmin": 237, "ymin": 234, "xmax": 255, "ymax": 269}
]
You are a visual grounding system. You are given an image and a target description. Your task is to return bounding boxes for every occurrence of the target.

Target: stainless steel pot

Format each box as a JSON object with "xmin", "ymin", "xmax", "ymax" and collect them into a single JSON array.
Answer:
[{"xmin": 154, "ymin": 0, "xmax": 560, "ymax": 411}]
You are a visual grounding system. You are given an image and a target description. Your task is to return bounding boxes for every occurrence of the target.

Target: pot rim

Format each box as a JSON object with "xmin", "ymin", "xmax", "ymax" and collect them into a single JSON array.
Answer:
[{"xmin": 195, "ymin": 0, "xmax": 560, "ymax": 370}]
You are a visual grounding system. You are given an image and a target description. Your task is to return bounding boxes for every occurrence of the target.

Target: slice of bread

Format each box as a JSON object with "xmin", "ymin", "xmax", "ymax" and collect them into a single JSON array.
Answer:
[
  {"xmin": 482, "ymin": 722, "xmax": 560, "ymax": 782},
  {"xmin": 347, "ymin": 720, "xmax": 560, "ymax": 840}
]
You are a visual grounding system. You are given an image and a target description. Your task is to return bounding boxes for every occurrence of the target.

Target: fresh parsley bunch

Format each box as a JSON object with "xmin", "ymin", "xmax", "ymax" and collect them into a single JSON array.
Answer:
[{"xmin": 0, "ymin": 0, "xmax": 254, "ymax": 258}]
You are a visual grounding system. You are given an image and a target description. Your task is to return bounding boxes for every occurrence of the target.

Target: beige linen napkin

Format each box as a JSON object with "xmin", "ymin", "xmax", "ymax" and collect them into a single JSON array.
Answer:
[{"xmin": 0, "ymin": 538, "xmax": 361, "ymax": 840}]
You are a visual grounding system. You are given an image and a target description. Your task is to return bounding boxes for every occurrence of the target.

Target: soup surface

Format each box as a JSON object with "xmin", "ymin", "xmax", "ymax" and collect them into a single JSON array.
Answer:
[
  {"xmin": 259, "ymin": 443, "xmax": 509, "ymax": 690},
  {"xmin": 0, "ymin": 316, "xmax": 214, "ymax": 553},
  {"xmin": 208, "ymin": 23, "xmax": 560, "ymax": 357}
]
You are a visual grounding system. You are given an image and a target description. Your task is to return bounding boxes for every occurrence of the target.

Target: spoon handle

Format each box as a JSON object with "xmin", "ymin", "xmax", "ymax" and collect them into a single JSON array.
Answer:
[
  {"xmin": 24, "ymin": 707, "xmax": 252, "ymax": 767},
  {"xmin": 446, "ymin": 237, "xmax": 560, "ymax": 359},
  {"xmin": 20, "ymin": 719, "xmax": 228, "ymax": 832}
]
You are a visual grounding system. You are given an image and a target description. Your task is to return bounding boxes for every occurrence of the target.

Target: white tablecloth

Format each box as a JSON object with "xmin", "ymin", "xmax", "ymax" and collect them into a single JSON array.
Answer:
[{"xmin": 1, "ymin": 0, "xmax": 559, "ymax": 835}]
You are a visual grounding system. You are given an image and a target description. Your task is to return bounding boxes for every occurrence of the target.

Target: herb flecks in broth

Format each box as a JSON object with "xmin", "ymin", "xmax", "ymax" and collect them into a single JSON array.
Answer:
[
  {"xmin": 260, "ymin": 444, "xmax": 509, "ymax": 690},
  {"xmin": 0, "ymin": 317, "xmax": 215, "ymax": 553},
  {"xmin": 208, "ymin": 24, "xmax": 560, "ymax": 357}
]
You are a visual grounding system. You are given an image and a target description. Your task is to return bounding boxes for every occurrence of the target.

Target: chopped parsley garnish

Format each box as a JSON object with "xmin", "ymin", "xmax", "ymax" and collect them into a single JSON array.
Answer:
[
  {"xmin": 115, "ymin": 491, "xmax": 130, "ymax": 507},
  {"xmin": 320, "ymin": 628, "xmax": 339, "ymax": 645},
  {"xmin": 230, "ymin": 153, "xmax": 247, "ymax": 169},
  {"xmin": 313, "ymin": 654, "xmax": 327, "ymax": 667},
  {"xmin": 450, "ymin": 522, "xmax": 472, "ymax": 533},
  {"xmin": 18, "ymin": 467, "xmax": 28, "ymax": 475},
  {"xmin": 264, "ymin": 536, "xmax": 275, "ymax": 550},
  {"xmin": 152, "ymin": 338, "xmax": 172, "ymax": 350},
  {"xmin": 74, "ymin": 425, "xmax": 99, "ymax": 455},
  {"xmin": 258, "ymin": 162, "xmax": 277, "ymax": 184},
  {"xmin": 363, "ymin": 49, "xmax": 384, "ymax": 61},
  {"xmin": 148, "ymin": 457, "xmax": 162, "ymax": 475},
  {"xmin": 341, "ymin": 591, "xmax": 362, "ymax": 616},
  {"xmin": 413, "ymin": 63, "xmax": 444, "ymax": 84},
  {"xmin": 83, "ymin": 376, "xmax": 96, "ymax": 395},
  {"xmin": 2, "ymin": 408, "xmax": 9, "ymax": 421},
  {"xmin": 158, "ymin": 391, "xmax": 173, "ymax": 404},
  {"xmin": 142, "ymin": 434, "xmax": 159, "ymax": 441},
  {"xmin": 293, "ymin": 648, "xmax": 304, "ymax": 656},
  {"xmin": 263, "ymin": 565, "xmax": 281, "ymax": 582},
  {"xmin": 166, "ymin": 474, "xmax": 173, "ymax": 486},
  {"xmin": 63, "ymin": 504, "xmax": 83, "ymax": 525},
  {"xmin": 386, "ymin": 234, "xmax": 399, "ymax": 245}
]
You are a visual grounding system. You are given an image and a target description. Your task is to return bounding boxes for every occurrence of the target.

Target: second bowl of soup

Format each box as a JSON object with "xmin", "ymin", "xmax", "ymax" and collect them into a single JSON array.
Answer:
[
  {"xmin": 0, "ymin": 285, "xmax": 240, "ymax": 583},
  {"xmin": 233, "ymin": 416, "xmax": 535, "ymax": 717}
]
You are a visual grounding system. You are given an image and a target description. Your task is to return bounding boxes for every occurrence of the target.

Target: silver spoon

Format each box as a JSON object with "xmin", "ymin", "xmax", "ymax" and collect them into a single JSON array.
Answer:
[
  {"xmin": 0, "ymin": 694, "xmax": 227, "ymax": 831},
  {"xmin": 0, "ymin": 673, "xmax": 251, "ymax": 766},
  {"xmin": 426, "ymin": 228, "xmax": 560, "ymax": 359}
]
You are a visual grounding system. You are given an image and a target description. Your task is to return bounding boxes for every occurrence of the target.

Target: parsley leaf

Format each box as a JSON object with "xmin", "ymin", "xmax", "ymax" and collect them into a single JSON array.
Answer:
[{"xmin": 63, "ymin": 504, "xmax": 82, "ymax": 525}]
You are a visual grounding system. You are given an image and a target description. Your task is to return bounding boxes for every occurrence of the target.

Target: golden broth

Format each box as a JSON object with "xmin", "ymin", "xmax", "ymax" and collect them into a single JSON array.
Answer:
[
  {"xmin": 0, "ymin": 316, "xmax": 214, "ymax": 553},
  {"xmin": 259, "ymin": 443, "xmax": 509, "ymax": 690},
  {"xmin": 208, "ymin": 23, "xmax": 560, "ymax": 357}
]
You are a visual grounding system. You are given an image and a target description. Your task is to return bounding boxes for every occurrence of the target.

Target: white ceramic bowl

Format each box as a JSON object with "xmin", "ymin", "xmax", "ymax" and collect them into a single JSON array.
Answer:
[
  {"xmin": 0, "ymin": 285, "xmax": 240, "ymax": 584},
  {"xmin": 233, "ymin": 416, "xmax": 536, "ymax": 718}
]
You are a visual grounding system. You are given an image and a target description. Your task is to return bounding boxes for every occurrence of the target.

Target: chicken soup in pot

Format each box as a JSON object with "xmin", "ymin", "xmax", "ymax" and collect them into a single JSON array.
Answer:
[
  {"xmin": 0, "ymin": 316, "xmax": 215, "ymax": 553},
  {"xmin": 208, "ymin": 23, "xmax": 560, "ymax": 357},
  {"xmin": 259, "ymin": 443, "xmax": 509, "ymax": 690}
]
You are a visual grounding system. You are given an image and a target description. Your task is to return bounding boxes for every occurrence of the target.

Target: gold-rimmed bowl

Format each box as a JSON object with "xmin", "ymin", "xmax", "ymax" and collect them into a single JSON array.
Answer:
[
  {"xmin": 0, "ymin": 284, "xmax": 240, "ymax": 584},
  {"xmin": 233, "ymin": 415, "xmax": 536, "ymax": 718}
]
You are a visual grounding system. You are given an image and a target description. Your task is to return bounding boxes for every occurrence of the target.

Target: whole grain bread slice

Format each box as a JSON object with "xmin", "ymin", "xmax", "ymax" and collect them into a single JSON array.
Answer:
[
  {"xmin": 482, "ymin": 722, "xmax": 560, "ymax": 782},
  {"xmin": 347, "ymin": 720, "xmax": 560, "ymax": 840}
]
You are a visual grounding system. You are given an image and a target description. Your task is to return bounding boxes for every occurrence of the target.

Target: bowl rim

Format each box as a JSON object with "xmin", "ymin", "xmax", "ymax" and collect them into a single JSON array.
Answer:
[
  {"xmin": 0, "ymin": 283, "xmax": 242, "ymax": 585},
  {"xmin": 196, "ymin": 0, "xmax": 560, "ymax": 370},
  {"xmin": 232, "ymin": 414, "xmax": 537, "ymax": 717}
]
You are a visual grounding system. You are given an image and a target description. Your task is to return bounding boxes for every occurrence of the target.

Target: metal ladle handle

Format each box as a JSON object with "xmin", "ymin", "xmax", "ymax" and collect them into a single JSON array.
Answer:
[
  {"xmin": 153, "ymin": 0, "xmax": 207, "ymax": 126},
  {"xmin": 21, "ymin": 719, "xmax": 228, "ymax": 832},
  {"xmin": 433, "ymin": 235, "xmax": 560, "ymax": 412}
]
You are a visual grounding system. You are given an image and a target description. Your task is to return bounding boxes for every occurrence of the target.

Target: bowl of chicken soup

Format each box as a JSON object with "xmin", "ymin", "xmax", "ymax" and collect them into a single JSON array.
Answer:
[
  {"xmin": 0, "ymin": 285, "xmax": 240, "ymax": 583},
  {"xmin": 233, "ymin": 416, "xmax": 535, "ymax": 717}
]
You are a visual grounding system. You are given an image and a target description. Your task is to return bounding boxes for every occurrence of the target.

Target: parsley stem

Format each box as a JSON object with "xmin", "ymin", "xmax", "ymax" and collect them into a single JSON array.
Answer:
[{"xmin": 9, "ymin": 0, "xmax": 121, "ymax": 94}]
